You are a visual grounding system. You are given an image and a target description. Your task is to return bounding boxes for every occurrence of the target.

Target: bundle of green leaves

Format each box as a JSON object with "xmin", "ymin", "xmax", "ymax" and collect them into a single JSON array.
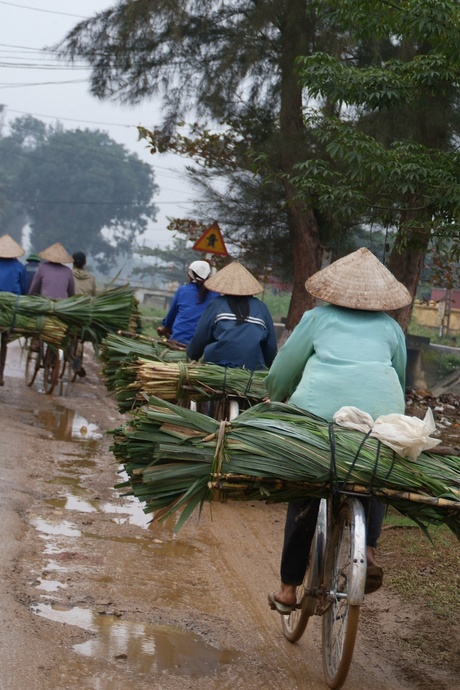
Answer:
[{"xmin": 112, "ymin": 398, "xmax": 460, "ymax": 535}]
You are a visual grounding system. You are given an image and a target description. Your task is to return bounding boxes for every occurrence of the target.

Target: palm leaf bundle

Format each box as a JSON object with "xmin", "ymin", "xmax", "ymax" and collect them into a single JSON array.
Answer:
[
  {"xmin": 0, "ymin": 286, "xmax": 140, "ymax": 347},
  {"xmin": 113, "ymin": 360, "xmax": 268, "ymax": 412},
  {"xmin": 99, "ymin": 332, "xmax": 187, "ymax": 395},
  {"xmin": 111, "ymin": 398, "xmax": 460, "ymax": 536},
  {"xmin": 0, "ymin": 293, "xmax": 68, "ymax": 345}
]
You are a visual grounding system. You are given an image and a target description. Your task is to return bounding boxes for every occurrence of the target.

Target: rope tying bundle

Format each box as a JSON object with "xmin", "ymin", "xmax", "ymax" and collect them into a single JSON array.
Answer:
[
  {"xmin": 211, "ymin": 420, "xmax": 230, "ymax": 483},
  {"xmin": 328, "ymin": 423, "xmax": 395, "ymax": 496}
]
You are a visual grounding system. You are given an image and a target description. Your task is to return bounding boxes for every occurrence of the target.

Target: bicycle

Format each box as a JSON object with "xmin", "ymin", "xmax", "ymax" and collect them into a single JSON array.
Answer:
[
  {"xmin": 24, "ymin": 337, "xmax": 60, "ymax": 394},
  {"xmin": 279, "ymin": 493, "xmax": 367, "ymax": 689},
  {"xmin": 58, "ymin": 333, "xmax": 86, "ymax": 391}
]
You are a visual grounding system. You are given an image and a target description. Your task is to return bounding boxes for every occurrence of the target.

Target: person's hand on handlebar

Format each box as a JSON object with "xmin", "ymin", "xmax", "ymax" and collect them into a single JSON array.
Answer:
[{"xmin": 156, "ymin": 325, "xmax": 172, "ymax": 338}]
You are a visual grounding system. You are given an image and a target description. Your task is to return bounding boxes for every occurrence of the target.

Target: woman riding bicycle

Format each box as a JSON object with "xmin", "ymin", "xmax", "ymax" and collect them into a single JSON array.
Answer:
[
  {"xmin": 265, "ymin": 247, "xmax": 411, "ymax": 613},
  {"xmin": 186, "ymin": 261, "xmax": 277, "ymax": 371},
  {"xmin": 0, "ymin": 234, "xmax": 27, "ymax": 386},
  {"xmin": 28, "ymin": 242, "xmax": 75, "ymax": 298},
  {"xmin": 157, "ymin": 260, "xmax": 219, "ymax": 348}
]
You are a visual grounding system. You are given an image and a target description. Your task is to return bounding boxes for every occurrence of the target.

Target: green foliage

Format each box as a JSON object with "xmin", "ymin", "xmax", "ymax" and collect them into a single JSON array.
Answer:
[
  {"xmin": 260, "ymin": 289, "xmax": 291, "ymax": 323},
  {"xmin": 0, "ymin": 115, "xmax": 158, "ymax": 273},
  {"xmin": 407, "ymin": 319, "xmax": 458, "ymax": 346},
  {"xmin": 59, "ymin": 0, "xmax": 460, "ymax": 321},
  {"xmin": 437, "ymin": 353, "xmax": 460, "ymax": 378},
  {"xmin": 139, "ymin": 305, "xmax": 166, "ymax": 337}
]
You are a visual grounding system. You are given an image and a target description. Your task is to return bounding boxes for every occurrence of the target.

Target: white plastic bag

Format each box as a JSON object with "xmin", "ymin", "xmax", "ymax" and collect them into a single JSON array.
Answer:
[{"xmin": 333, "ymin": 406, "xmax": 441, "ymax": 461}]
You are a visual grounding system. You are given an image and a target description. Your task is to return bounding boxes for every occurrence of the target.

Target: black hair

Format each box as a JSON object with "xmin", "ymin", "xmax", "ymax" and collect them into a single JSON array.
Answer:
[
  {"xmin": 227, "ymin": 295, "xmax": 250, "ymax": 324},
  {"xmin": 196, "ymin": 280, "xmax": 210, "ymax": 303},
  {"xmin": 72, "ymin": 251, "xmax": 86, "ymax": 268}
]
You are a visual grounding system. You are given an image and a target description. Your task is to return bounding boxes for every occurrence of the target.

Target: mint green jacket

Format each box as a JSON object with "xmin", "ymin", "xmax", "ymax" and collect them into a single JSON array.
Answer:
[{"xmin": 265, "ymin": 305, "xmax": 406, "ymax": 421}]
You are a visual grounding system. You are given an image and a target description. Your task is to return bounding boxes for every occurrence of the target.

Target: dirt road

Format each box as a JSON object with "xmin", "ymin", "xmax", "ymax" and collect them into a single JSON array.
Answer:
[{"xmin": 0, "ymin": 340, "xmax": 457, "ymax": 690}]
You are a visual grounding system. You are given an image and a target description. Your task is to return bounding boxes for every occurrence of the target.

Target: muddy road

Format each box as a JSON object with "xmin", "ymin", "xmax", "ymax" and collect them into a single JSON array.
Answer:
[{"xmin": 0, "ymin": 340, "xmax": 457, "ymax": 690}]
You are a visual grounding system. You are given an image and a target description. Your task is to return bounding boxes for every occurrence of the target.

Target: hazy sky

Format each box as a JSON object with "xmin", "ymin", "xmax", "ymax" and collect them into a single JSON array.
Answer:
[{"xmin": 0, "ymin": 0, "xmax": 195, "ymax": 249}]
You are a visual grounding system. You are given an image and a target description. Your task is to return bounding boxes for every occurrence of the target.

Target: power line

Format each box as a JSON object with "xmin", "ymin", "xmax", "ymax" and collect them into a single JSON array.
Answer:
[
  {"xmin": 0, "ymin": 61, "xmax": 90, "ymax": 70},
  {"xmin": 12, "ymin": 198, "xmax": 194, "ymax": 206},
  {"xmin": 0, "ymin": 78, "xmax": 88, "ymax": 88},
  {"xmin": 1, "ymin": 108, "xmax": 195, "ymax": 176},
  {"xmin": 4, "ymin": 106, "xmax": 135, "ymax": 129},
  {"xmin": 0, "ymin": 1, "xmax": 87, "ymax": 19}
]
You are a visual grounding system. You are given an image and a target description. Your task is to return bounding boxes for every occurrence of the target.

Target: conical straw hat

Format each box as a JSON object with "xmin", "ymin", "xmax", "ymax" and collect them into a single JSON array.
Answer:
[
  {"xmin": 204, "ymin": 261, "xmax": 263, "ymax": 296},
  {"xmin": 0, "ymin": 234, "xmax": 25, "ymax": 258},
  {"xmin": 305, "ymin": 247, "xmax": 412, "ymax": 311},
  {"xmin": 39, "ymin": 242, "xmax": 73, "ymax": 264}
]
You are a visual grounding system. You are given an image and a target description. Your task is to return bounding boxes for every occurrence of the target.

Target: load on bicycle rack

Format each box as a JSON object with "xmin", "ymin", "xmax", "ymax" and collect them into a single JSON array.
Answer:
[{"xmin": 110, "ymin": 391, "xmax": 460, "ymax": 690}]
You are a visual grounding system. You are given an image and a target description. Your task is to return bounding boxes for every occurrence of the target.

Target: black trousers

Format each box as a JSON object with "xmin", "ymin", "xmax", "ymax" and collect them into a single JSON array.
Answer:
[{"xmin": 280, "ymin": 496, "xmax": 386, "ymax": 585}]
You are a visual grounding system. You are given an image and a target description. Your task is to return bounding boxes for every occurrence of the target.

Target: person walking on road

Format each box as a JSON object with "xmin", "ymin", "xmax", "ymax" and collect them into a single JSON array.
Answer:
[{"xmin": 0, "ymin": 234, "xmax": 28, "ymax": 386}]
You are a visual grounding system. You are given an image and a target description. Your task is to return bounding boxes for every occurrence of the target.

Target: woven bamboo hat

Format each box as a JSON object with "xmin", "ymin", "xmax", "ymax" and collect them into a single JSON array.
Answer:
[
  {"xmin": 39, "ymin": 242, "xmax": 73, "ymax": 264},
  {"xmin": 0, "ymin": 234, "xmax": 25, "ymax": 258},
  {"xmin": 305, "ymin": 247, "xmax": 412, "ymax": 311},
  {"xmin": 204, "ymin": 261, "xmax": 263, "ymax": 296}
]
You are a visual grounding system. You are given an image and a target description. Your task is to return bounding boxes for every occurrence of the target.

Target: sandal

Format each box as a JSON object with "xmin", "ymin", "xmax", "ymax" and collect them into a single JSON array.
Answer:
[{"xmin": 268, "ymin": 591, "xmax": 297, "ymax": 615}]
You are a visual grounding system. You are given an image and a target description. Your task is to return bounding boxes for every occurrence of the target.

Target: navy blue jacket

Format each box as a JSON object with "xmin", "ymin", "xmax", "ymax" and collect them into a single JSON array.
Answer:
[{"xmin": 186, "ymin": 295, "xmax": 277, "ymax": 371}]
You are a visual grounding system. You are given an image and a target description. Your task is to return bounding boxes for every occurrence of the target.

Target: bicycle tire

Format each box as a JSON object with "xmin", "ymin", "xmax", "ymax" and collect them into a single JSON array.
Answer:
[
  {"xmin": 43, "ymin": 346, "xmax": 60, "ymax": 395},
  {"xmin": 282, "ymin": 498, "xmax": 327, "ymax": 642},
  {"xmin": 58, "ymin": 353, "xmax": 74, "ymax": 395},
  {"xmin": 322, "ymin": 498, "xmax": 366, "ymax": 689},
  {"xmin": 25, "ymin": 341, "xmax": 42, "ymax": 387}
]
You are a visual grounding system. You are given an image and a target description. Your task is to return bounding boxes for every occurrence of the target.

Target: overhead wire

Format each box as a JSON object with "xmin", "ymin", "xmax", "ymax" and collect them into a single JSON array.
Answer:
[
  {"xmin": 0, "ymin": 1, "xmax": 87, "ymax": 19},
  {"xmin": 0, "ymin": 10, "xmax": 208, "ymax": 213}
]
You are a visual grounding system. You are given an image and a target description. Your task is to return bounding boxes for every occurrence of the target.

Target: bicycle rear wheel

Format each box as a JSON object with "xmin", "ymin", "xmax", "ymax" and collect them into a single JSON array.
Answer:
[
  {"xmin": 322, "ymin": 498, "xmax": 366, "ymax": 689},
  {"xmin": 43, "ymin": 345, "xmax": 60, "ymax": 394},
  {"xmin": 25, "ymin": 340, "xmax": 42, "ymax": 387},
  {"xmin": 282, "ymin": 498, "xmax": 327, "ymax": 642}
]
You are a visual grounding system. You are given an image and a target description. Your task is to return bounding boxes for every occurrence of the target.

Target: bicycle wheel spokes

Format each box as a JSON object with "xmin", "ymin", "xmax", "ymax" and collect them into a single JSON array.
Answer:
[
  {"xmin": 322, "ymin": 499, "xmax": 365, "ymax": 689},
  {"xmin": 282, "ymin": 499, "xmax": 327, "ymax": 643},
  {"xmin": 25, "ymin": 341, "xmax": 42, "ymax": 387},
  {"xmin": 43, "ymin": 346, "xmax": 60, "ymax": 394}
]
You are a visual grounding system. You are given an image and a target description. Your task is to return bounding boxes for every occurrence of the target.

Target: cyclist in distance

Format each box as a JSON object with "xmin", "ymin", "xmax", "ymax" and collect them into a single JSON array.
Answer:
[
  {"xmin": 265, "ymin": 247, "xmax": 412, "ymax": 614},
  {"xmin": 25, "ymin": 253, "xmax": 41, "ymax": 292},
  {"xmin": 72, "ymin": 251, "xmax": 97, "ymax": 296},
  {"xmin": 0, "ymin": 234, "xmax": 27, "ymax": 386},
  {"xmin": 187, "ymin": 261, "xmax": 277, "ymax": 371},
  {"xmin": 29, "ymin": 242, "xmax": 75, "ymax": 299},
  {"xmin": 157, "ymin": 260, "xmax": 219, "ymax": 348}
]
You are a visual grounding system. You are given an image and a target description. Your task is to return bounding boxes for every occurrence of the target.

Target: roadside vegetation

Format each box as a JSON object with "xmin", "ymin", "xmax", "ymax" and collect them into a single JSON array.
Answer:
[{"xmin": 381, "ymin": 508, "xmax": 459, "ymax": 669}]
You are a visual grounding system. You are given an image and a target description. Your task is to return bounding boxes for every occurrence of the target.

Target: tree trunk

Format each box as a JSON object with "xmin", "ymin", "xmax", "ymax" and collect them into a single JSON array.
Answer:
[
  {"xmin": 387, "ymin": 224, "xmax": 429, "ymax": 332},
  {"xmin": 279, "ymin": 0, "xmax": 323, "ymax": 331}
]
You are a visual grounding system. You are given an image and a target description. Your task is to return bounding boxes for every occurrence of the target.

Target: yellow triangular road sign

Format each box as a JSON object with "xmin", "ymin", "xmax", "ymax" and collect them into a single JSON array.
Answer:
[{"xmin": 192, "ymin": 222, "xmax": 228, "ymax": 256}]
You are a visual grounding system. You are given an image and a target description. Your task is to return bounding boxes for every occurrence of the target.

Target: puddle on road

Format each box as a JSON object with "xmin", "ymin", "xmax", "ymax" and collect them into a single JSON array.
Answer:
[
  {"xmin": 33, "ymin": 603, "xmax": 238, "ymax": 677},
  {"xmin": 34, "ymin": 405, "xmax": 103, "ymax": 441},
  {"xmin": 29, "ymin": 397, "xmax": 219, "ymax": 683},
  {"xmin": 31, "ymin": 517, "xmax": 82, "ymax": 538},
  {"xmin": 35, "ymin": 576, "xmax": 66, "ymax": 592}
]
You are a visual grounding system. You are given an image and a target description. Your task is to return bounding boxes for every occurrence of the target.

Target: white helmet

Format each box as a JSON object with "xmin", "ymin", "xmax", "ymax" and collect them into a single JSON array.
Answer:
[{"xmin": 188, "ymin": 260, "xmax": 211, "ymax": 282}]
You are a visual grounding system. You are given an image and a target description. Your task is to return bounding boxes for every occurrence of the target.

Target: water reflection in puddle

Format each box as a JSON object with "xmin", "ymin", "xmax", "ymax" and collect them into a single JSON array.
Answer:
[
  {"xmin": 34, "ymin": 406, "xmax": 102, "ymax": 442},
  {"xmin": 31, "ymin": 517, "xmax": 81, "ymax": 537},
  {"xmin": 33, "ymin": 604, "xmax": 238, "ymax": 677},
  {"xmin": 45, "ymin": 492, "xmax": 152, "ymax": 528},
  {"xmin": 35, "ymin": 577, "xmax": 66, "ymax": 592}
]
